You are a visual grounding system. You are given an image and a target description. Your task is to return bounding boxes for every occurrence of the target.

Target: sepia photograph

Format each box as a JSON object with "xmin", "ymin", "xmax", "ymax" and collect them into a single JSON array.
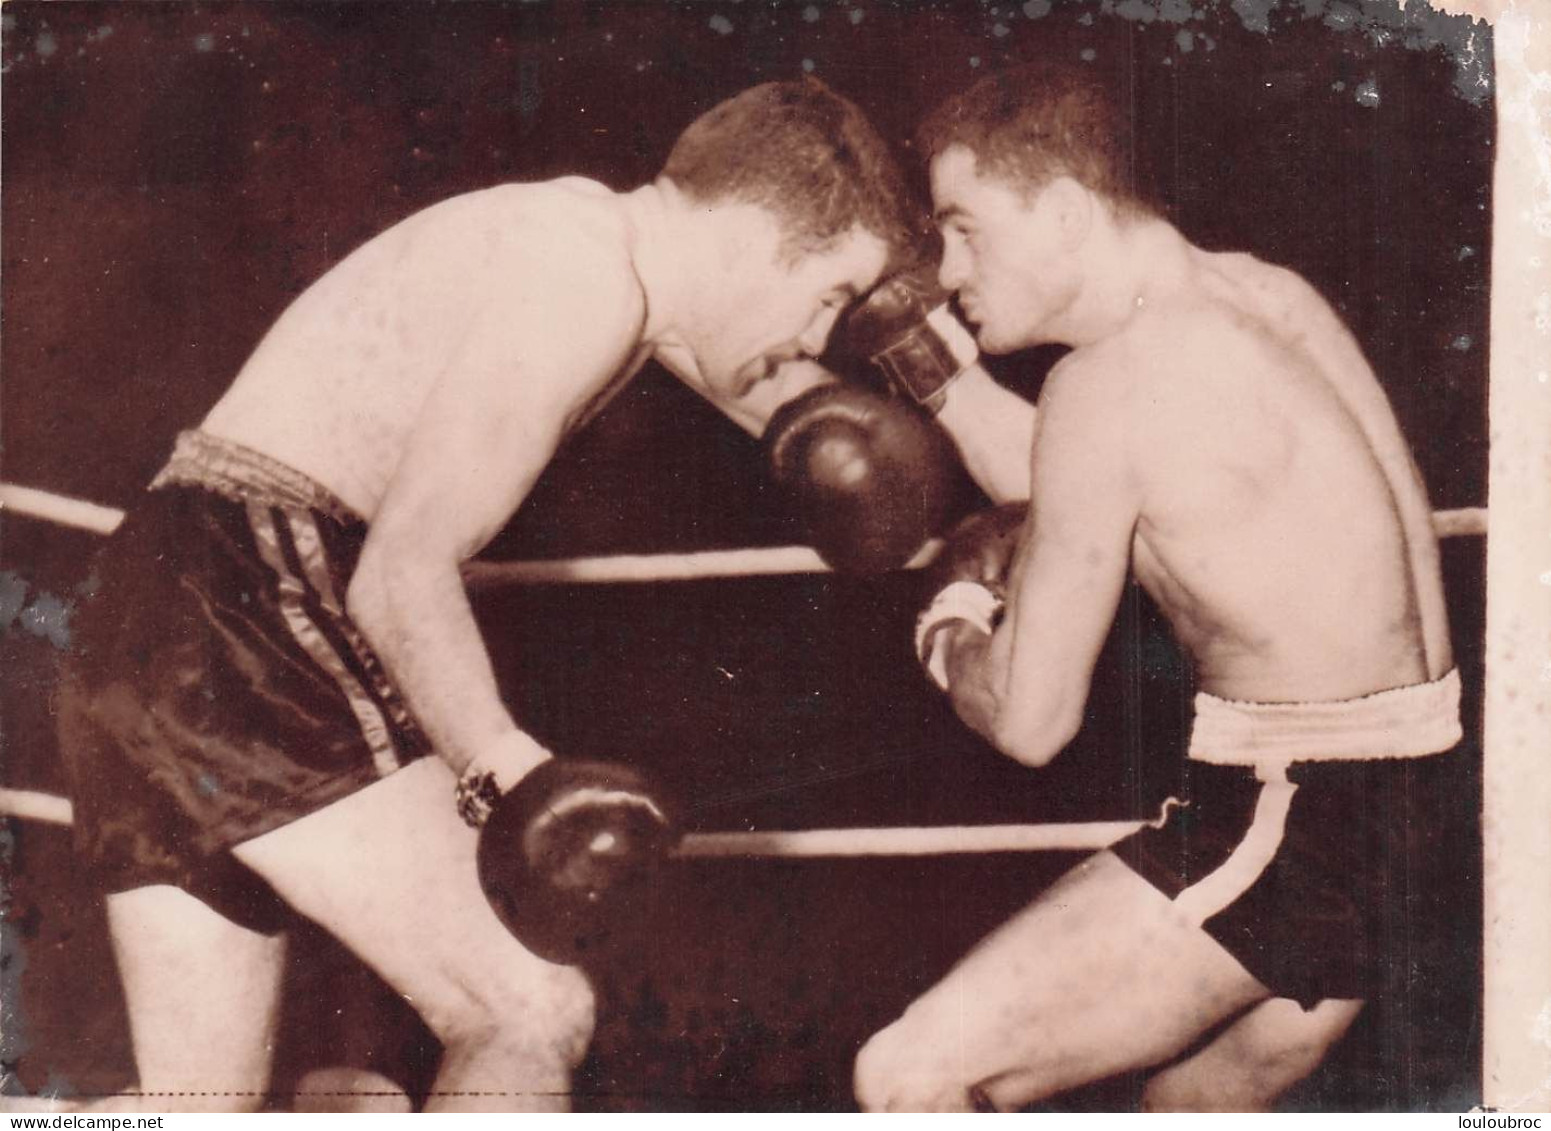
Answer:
[{"xmin": 1, "ymin": 0, "xmax": 1545, "ymax": 1114}]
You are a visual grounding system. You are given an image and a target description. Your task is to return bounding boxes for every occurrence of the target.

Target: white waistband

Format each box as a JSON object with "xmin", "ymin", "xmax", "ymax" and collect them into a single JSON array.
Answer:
[{"xmin": 1188, "ymin": 668, "xmax": 1462, "ymax": 767}]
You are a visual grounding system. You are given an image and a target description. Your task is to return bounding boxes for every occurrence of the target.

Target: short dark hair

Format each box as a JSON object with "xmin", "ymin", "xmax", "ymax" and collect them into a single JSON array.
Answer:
[
  {"xmin": 663, "ymin": 77, "xmax": 926, "ymax": 263},
  {"xmin": 917, "ymin": 63, "xmax": 1155, "ymax": 217}
]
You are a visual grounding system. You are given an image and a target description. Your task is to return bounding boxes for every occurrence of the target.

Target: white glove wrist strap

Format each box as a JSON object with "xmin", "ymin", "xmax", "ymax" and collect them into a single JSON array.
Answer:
[{"xmin": 915, "ymin": 580, "xmax": 1004, "ymax": 692}]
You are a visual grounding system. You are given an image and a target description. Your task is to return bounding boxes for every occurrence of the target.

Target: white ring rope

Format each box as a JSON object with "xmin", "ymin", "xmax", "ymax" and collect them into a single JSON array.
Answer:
[
  {"xmin": 0, "ymin": 478, "xmax": 1480, "ymax": 856},
  {"xmin": 0, "ymin": 785, "xmax": 1156, "ymax": 856},
  {"xmin": 0, "ymin": 483, "xmax": 128, "ymax": 537},
  {"xmin": 0, "ymin": 787, "xmax": 74, "ymax": 827},
  {"xmin": 675, "ymin": 818, "xmax": 1152, "ymax": 857},
  {"xmin": 1432, "ymin": 506, "xmax": 1490, "ymax": 540},
  {"xmin": 0, "ymin": 480, "xmax": 1489, "ymax": 585}
]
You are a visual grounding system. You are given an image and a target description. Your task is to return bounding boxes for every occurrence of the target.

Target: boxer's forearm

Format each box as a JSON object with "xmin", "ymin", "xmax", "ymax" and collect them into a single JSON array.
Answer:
[
  {"xmin": 943, "ymin": 628, "xmax": 1003, "ymax": 744},
  {"xmin": 348, "ymin": 546, "xmax": 549, "ymax": 789},
  {"xmin": 936, "ymin": 367, "xmax": 1036, "ymax": 503},
  {"xmin": 946, "ymin": 625, "xmax": 1076, "ymax": 769}
]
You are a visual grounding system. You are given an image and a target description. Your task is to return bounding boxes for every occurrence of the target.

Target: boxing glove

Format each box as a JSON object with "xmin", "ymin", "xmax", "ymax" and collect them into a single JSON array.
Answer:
[
  {"xmin": 474, "ymin": 759, "xmax": 680, "ymax": 965},
  {"xmin": 915, "ymin": 502, "xmax": 1028, "ymax": 691},
  {"xmin": 763, "ymin": 383, "xmax": 959, "ymax": 574},
  {"xmin": 838, "ymin": 264, "xmax": 980, "ymax": 414}
]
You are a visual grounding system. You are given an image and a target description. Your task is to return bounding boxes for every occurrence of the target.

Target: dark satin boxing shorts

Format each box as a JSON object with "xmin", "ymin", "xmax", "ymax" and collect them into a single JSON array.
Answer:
[
  {"xmin": 1112, "ymin": 744, "xmax": 1472, "ymax": 1008},
  {"xmin": 57, "ymin": 453, "xmax": 432, "ymax": 932}
]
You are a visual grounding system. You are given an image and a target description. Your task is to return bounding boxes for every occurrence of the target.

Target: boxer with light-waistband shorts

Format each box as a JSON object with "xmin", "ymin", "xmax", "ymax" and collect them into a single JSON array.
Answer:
[{"xmin": 855, "ymin": 63, "xmax": 1466, "ymax": 1112}]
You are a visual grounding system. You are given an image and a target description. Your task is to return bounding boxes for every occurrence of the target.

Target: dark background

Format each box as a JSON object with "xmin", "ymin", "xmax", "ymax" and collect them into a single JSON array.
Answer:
[{"xmin": 2, "ymin": 0, "xmax": 1489, "ymax": 1111}]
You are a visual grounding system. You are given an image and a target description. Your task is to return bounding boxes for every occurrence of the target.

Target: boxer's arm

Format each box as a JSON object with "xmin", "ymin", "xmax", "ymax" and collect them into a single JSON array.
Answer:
[
  {"xmin": 944, "ymin": 356, "xmax": 1137, "ymax": 766},
  {"xmin": 838, "ymin": 267, "xmax": 1037, "ymax": 503},
  {"xmin": 934, "ymin": 366, "xmax": 1036, "ymax": 503},
  {"xmin": 693, "ymin": 355, "xmax": 1039, "ymax": 504},
  {"xmin": 348, "ymin": 245, "xmax": 645, "ymax": 791}
]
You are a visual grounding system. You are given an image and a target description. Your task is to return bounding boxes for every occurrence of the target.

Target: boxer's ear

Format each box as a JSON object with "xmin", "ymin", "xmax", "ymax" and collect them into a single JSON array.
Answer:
[{"xmin": 1044, "ymin": 176, "xmax": 1093, "ymax": 252}]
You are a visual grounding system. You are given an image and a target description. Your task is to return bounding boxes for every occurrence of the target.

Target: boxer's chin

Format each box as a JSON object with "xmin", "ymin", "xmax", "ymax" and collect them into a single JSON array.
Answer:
[
  {"xmin": 972, "ymin": 321, "xmax": 1006, "ymax": 354},
  {"xmin": 975, "ymin": 318, "xmax": 1033, "ymax": 356},
  {"xmin": 957, "ymin": 307, "xmax": 997, "ymax": 352}
]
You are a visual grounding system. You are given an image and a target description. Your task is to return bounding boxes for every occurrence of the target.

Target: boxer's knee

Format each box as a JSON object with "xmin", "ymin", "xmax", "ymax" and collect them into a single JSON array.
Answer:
[
  {"xmin": 854, "ymin": 1017, "xmax": 977, "ymax": 1113},
  {"xmin": 425, "ymin": 957, "xmax": 596, "ymax": 1071},
  {"xmin": 1141, "ymin": 1048, "xmax": 1297, "ymax": 1113},
  {"xmin": 1140, "ymin": 998, "xmax": 1363, "ymax": 1112},
  {"xmin": 852, "ymin": 1025, "xmax": 908, "ymax": 1112},
  {"xmin": 1141, "ymin": 1064, "xmax": 1231, "ymax": 1112}
]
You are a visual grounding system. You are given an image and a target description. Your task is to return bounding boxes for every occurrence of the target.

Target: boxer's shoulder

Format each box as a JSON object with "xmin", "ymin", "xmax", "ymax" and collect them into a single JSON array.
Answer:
[
  {"xmin": 1114, "ymin": 264, "xmax": 1312, "ymax": 399},
  {"xmin": 503, "ymin": 177, "xmax": 630, "ymax": 240},
  {"xmin": 1198, "ymin": 248, "xmax": 1306, "ymax": 305},
  {"xmin": 1047, "ymin": 312, "xmax": 1185, "ymax": 410},
  {"xmin": 418, "ymin": 181, "xmax": 647, "ymax": 347},
  {"xmin": 1034, "ymin": 344, "xmax": 1142, "ymax": 462},
  {"xmin": 422, "ymin": 176, "xmax": 619, "ymax": 222},
  {"xmin": 479, "ymin": 176, "xmax": 627, "ymax": 235},
  {"xmin": 1041, "ymin": 286, "xmax": 1293, "ymax": 469},
  {"xmin": 430, "ymin": 180, "xmax": 636, "ymax": 272},
  {"xmin": 363, "ymin": 181, "xmax": 638, "ymax": 302},
  {"xmin": 1195, "ymin": 249, "xmax": 1351, "ymax": 346}
]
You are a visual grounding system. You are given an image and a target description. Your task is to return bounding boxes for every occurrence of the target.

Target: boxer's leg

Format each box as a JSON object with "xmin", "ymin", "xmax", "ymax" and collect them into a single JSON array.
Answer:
[
  {"xmin": 1141, "ymin": 996, "xmax": 1364, "ymax": 1111},
  {"xmin": 852, "ymin": 850, "xmax": 1270, "ymax": 1112},
  {"xmin": 98, "ymin": 886, "xmax": 286, "ymax": 1113},
  {"xmin": 232, "ymin": 757, "xmax": 594, "ymax": 1113}
]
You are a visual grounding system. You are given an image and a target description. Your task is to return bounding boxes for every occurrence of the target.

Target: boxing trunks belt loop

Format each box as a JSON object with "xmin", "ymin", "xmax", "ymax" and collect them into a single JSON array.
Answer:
[{"xmin": 1187, "ymin": 668, "xmax": 1462, "ymax": 769}]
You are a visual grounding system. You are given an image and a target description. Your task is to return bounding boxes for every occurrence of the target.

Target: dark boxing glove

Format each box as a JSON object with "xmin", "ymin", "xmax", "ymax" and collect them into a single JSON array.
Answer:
[
  {"xmin": 915, "ymin": 502, "xmax": 1028, "ymax": 691},
  {"xmin": 473, "ymin": 759, "xmax": 680, "ymax": 965},
  {"xmin": 763, "ymin": 383, "xmax": 959, "ymax": 574},
  {"xmin": 839, "ymin": 264, "xmax": 980, "ymax": 414}
]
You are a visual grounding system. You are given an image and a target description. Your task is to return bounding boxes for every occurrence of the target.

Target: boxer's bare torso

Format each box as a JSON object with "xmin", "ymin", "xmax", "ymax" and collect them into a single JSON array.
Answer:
[
  {"xmin": 1057, "ymin": 244, "xmax": 1451, "ymax": 704},
  {"xmin": 201, "ymin": 177, "xmax": 651, "ymax": 519},
  {"xmin": 864, "ymin": 228, "xmax": 1458, "ymax": 1114},
  {"xmin": 197, "ymin": 177, "xmax": 663, "ymax": 784},
  {"xmin": 198, "ymin": 171, "xmax": 890, "ymax": 785},
  {"xmin": 957, "ymin": 221, "xmax": 1453, "ymax": 763},
  {"xmin": 867, "ymin": 103, "xmax": 1456, "ymax": 1112}
]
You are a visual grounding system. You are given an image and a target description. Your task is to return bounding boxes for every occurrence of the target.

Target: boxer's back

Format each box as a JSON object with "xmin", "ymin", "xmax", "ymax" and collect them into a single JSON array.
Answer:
[
  {"xmin": 201, "ymin": 178, "xmax": 640, "ymax": 517},
  {"xmin": 1115, "ymin": 251, "xmax": 1450, "ymax": 704}
]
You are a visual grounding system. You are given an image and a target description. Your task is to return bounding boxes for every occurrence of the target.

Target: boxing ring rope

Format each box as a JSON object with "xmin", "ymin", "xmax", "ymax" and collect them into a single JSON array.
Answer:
[
  {"xmin": 0, "ymin": 788, "xmax": 75, "ymax": 828},
  {"xmin": 0, "ymin": 476, "xmax": 1491, "ymax": 855},
  {"xmin": 0, "ymin": 479, "xmax": 1167, "ymax": 854},
  {"xmin": 0, "ymin": 784, "xmax": 1161, "ymax": 857},
  {"xmin": 0, "ymin": 480, "xmax": 1490, "ymax": 584}
]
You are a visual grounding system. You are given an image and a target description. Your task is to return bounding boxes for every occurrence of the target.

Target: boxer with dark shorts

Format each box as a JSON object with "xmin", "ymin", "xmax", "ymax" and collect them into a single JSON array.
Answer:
[
  {"xmin": 1118, "ymin": 672, "xmax": 1465, "ymax": 1011},
  {"xmin": 60, "ymin": 432, "xmax": 432, "ymax": 931},
  {"xmin": 854, "ymin": 63, "xmax": 1467, "ymax": 1112},
  {"xmin": 53, "ymin": 79, "xmax": 924, "ymax": 1113}
]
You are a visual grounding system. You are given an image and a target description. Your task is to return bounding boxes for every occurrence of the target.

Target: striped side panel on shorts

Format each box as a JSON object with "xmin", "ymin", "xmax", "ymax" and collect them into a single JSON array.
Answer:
[
  {"xmin": 280, "ymin": 507, "xmax": 420, "ymax": 735},
  {"xmin": 246, "ymin": 501, "xmax": 403, "ymax": 777},
  {"xmin": 1173, "ymin": 775, "xmax": 1298, "ymax": 926}
]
